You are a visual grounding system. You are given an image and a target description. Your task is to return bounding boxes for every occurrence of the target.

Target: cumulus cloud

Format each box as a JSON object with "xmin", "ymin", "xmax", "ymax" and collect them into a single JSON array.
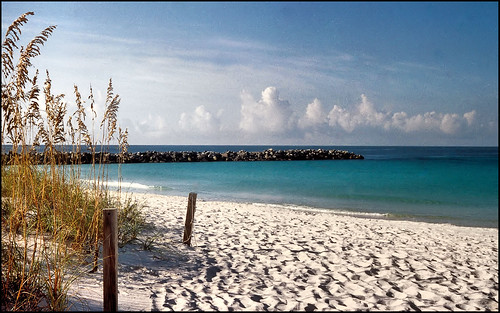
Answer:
[
  {"xmin": 328, "ymin": 94, "xmax": 390, "ymax": 132},
  {"xmin": 389, "ymin": 110, "xmax": 476, "ymax": 134},
  {"xmin": 358, "ymin": 94, "xmax": 389, "ymax": 127},
  {"xmin": 179, "ymin": 105, "xmax": 221, "ymax": 133},
  {"xmin": 463, "ymin": 110, "xmax": 476, "ymax": 126},
  {"xmin": 391, "ymin": 111, "xmax": 440, "ymax": 133},
  {"xmin": 129, "ymin": 113, "xmax": 168, "ymax": 140},
  {"xmin": 239, "ymin": 87, "xmax": 295, "ymax": 133},
  {"xmin": 440, "ymin": 113, "xmax": 463, "ymax": 134},
  {"xmin": 237, "ymin": 87, "xmax": 477, "ymax": 141},
  {"xmin": 326, "ymin": 94, "xmax": 476, "ymax": 135},
  {"xmin": 328, "ymin": 104, "xmax": 357, "ymax": 133},
  {"xmin": 298, "ymin": 98, "xmax": 327, "ymax": 129}
]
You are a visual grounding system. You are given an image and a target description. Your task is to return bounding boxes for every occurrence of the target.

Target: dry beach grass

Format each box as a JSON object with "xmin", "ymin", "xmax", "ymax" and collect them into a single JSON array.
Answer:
[{"xmin": 1, "ymin": 12, "xmax": 136, "ymax": 310}]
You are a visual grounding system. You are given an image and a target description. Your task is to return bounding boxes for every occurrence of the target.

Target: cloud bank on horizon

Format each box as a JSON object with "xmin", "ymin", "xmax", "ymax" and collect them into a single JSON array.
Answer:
[{"xmin": 172, "ymin": 86, "xmax": 479, "ymax": 145}]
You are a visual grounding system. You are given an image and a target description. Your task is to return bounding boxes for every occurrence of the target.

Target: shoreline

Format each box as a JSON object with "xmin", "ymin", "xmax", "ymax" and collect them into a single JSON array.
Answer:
[
  {"xmin": 68, "ymin": 191, "xmax": 498, "ymax": 311},
  {"xmin": 93, "ymin": 182, "xmax": 500, "ymax": 229},
  {"xmin": 231, "ymin": 199, "xmax": 499, "ymax": 230}
]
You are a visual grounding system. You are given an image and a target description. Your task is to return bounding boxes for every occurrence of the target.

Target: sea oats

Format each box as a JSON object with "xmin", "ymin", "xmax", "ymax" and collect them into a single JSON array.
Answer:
[{"xmin": 2, "ymin": 12, "xmax": 130, "ymax": 310}]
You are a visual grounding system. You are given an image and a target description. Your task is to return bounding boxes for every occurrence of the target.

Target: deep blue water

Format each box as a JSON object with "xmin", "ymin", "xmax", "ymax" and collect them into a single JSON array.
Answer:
[{"xmin": 72, "ymin": 146, "xmax": 496, "ymax": 228}]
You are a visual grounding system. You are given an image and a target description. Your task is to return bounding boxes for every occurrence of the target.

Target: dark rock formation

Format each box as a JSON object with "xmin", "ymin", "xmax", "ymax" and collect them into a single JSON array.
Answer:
[{"xmin": 1, "ymin": 148, "xmax": 364, "ymax": 164}]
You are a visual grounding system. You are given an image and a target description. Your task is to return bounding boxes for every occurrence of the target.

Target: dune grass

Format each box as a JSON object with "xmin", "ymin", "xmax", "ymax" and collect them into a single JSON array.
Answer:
[{"xmin": 1, "ymin": 12, "xmax": 143, "ymax": 311}]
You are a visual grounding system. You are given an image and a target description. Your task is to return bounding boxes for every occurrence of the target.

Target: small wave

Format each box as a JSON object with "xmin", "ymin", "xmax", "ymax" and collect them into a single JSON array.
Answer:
[
  {"xmin": 109, "ymin": 181, "xmax": 154, "ymax": 190},
  {"xmin": 289, "ymin": 205, "xmax": 389, "ymax": 218},
  {"xmin": 252, "ymin": 202, "xmax": 388, "ymax": 218},
  {"xmin": 79, "ymin": 179, "xmax": 167, "ymax": 191}
]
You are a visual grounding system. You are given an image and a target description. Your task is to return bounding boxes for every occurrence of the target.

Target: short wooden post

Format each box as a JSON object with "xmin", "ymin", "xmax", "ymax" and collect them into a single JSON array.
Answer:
[
  {"xmin": 103, "ymin": 208, "xmax": 118, "ymax": 312},
  {"xmin": 183, "ymin": 192, "xmax": 197, "ymax": 246}
]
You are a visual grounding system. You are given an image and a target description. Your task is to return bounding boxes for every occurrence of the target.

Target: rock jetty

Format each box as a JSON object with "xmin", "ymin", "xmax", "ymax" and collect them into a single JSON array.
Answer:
[{"xmin": 2, "ymin": 148, "xmax": 364, "ymax": 164}]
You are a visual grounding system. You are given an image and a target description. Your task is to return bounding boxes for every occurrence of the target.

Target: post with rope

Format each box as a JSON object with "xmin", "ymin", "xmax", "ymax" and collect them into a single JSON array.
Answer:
[{"xmin": 183, "ymin": 192, "xmax": 197, "ymax": 246}]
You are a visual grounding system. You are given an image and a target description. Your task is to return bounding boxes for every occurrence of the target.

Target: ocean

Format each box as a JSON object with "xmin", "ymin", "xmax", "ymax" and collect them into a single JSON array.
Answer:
[{"xmin": 75, "ymin": 146, "xmax": 497, "ymax": 228}]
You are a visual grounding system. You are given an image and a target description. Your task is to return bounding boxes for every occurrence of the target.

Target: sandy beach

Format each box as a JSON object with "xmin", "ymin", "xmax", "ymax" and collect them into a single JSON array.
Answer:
[{"xmin": 68, "ymin": 191, "xmax": 498, "ymax": 311}]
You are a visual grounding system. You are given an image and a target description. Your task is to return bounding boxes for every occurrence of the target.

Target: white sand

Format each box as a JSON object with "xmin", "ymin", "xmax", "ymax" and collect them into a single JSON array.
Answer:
[{"xmin": 68, "ymin": 191, "xmax": 498, "ymax": 311}]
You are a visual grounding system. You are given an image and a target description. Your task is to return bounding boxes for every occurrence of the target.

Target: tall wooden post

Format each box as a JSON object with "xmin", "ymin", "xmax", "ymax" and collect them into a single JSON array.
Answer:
[
  {"xmin": 183, "ymin": 192, "xmax": 197, "ymax": 246},
  {"xmin": 103, "ymin": 208, "xmax": 118, "ymax": 311}
]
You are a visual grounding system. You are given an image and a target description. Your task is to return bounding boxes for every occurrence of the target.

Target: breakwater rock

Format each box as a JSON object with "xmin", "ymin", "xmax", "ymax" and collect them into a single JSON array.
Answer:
[{"xmin": 2, "ymin": 148, "xmax": 364, "ymax": 164}]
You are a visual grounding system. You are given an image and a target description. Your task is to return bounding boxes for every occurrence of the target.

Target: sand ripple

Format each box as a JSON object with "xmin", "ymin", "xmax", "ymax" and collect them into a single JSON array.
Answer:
[{"xmin": 69, "ymin": 193, "xmax": 498, "ymax": 311}]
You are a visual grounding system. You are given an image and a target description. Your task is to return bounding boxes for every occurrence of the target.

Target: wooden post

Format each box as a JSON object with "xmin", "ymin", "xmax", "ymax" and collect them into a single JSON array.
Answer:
[
  {"xmin": 183, "ymin": 192, "xmax": 197, "ymax": 246},
  {"xmin": 103, "ymin": 208, "xmax": 118, "ymax": 312}
]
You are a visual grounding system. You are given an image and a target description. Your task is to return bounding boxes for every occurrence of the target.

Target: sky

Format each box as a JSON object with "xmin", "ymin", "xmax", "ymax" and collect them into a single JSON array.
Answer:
[{"xmin": 1, "ymin": 1, "xmax": 498, "ymax": 146}]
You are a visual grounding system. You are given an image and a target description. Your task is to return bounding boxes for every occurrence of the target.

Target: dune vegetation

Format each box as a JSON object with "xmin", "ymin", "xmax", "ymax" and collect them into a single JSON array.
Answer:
[{"xmin": 1, "ymin": 12, "xmax": 144, "ymax": 311}]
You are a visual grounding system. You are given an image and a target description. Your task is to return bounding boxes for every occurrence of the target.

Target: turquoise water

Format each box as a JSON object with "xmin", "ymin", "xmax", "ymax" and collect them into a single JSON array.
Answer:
[{"xmin": 78, "ymin": 146, "xmax": 498, "ymax": 228}]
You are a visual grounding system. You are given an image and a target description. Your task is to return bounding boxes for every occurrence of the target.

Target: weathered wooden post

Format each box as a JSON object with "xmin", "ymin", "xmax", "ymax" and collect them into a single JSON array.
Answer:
[
  {"xmin": 183, "ymin": 192, "xmax": 197, "ymax": 246},
  {"xmin": 103, "ymin": 208, "xmax": 118, "ymax": 311}
]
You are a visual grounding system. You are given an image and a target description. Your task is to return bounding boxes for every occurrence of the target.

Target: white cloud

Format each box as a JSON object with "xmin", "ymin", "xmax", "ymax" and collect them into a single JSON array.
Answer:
[
  {"xmin": 327, "ymin": 94, "xmax": 389, "ymax": 132},
  {"xmin": 238, "ymin": 88, "xmax": 478, "ymax": 142},
  {"xmin": 328, "ymin": 104, "xmax": 356, "ymax": 133},
  {"xmin": 239, "ymin": 87, "xmax": 295, "ymax": 134},
  {"xmin": 138, "ymin": 114, "xmax": 167, "ymax": 134},
  {"xmin": 325, "ymin": 94, "xmax": 476, "ymax": 136},
  {"xmin": 123, "ymin": 113, "xmax": 168, "ymax": 144},
  {"xmin": 389, "ymin": 109, "xmax": 476, "ymax": 135},
  {"xmin": 358, "ymin": 94, "xmax": 388, "ymax": 127},
  {"xmin": 440, "ymin": 113, "xmax": 462, "ymax": 134},
  {"xmin": 298, "ymin": 98, "xmax": 327, "ymax": 129},
  {"xmin": 393, "ymin": 112, "xmax": 442, "ymax": 133},
  {"xmin": 463, "ymin": 110, "xmax": 476, "ymax": 126},
  {"xmin": 179, "ymin": 105, "xmax": 220, "ymax": 134}
]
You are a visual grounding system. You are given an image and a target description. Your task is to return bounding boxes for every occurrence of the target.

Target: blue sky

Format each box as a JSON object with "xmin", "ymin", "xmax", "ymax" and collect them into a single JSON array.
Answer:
[{"xmin": 2, "ymin": 1, "xmax": 498, "ymax": 145}]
